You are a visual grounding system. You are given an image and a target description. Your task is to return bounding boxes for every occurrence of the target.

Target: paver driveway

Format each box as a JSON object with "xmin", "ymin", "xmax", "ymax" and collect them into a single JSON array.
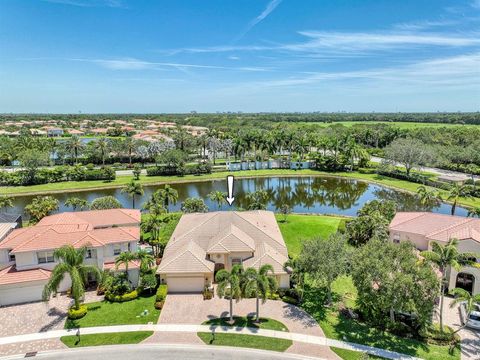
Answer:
[
  {"xmin": 157, "ymin": 294, "xmax": 340, "ymax": 359},
  {"xmin": 438, "ymin": 296, "xmax": 480, "ymax": 360}
]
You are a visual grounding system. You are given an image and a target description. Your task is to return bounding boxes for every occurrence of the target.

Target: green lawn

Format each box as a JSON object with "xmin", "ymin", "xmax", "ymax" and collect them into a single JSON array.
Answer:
[
  {"xmin": 60, "ymin": 331, "xmax": 153, "ymax": 348},
  {"xmin": 302, "ymin": 277, "xmax": 460, "ymax": 360},
  {"xmin": 65, "ymin": 294, "xmax": 160, "ymax": 329},
  {"xmin": 202, "ymin": 316, "xmax": 289, "ymax": 332},
  {"xmin": 276, "ymin": 214, "xmax": 344, "ymax": 257},
  {"xmin": 197, "ymin": 333, "xmax": 293, "ymax": 352}
]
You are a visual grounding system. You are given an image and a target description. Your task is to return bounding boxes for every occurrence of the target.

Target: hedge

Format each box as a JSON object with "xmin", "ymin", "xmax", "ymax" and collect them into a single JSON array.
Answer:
[
  {"xmin": 156, "ymin": 284, "xmax": 168, "ymax": 302},
  {"xmin": 68, "ymin": 304, "xmax": 88, "ymax": 319},
  {"xmin": 146, "ymin": 162, "xmax": 212, "ymax": 177},
  {"xmin": 105, "ymin": 289, "xmax": 139, "ymax": 303}
]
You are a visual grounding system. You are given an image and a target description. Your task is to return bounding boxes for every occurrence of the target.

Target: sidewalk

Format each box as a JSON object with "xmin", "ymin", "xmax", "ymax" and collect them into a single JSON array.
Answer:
[{"xmin": 0, "ymin": 324, "xmax": 421, "ymax": 360}]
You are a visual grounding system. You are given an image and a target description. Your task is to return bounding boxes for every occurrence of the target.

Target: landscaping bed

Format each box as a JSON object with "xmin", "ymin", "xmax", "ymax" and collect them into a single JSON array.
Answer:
[{"xmin": 60, "ymin": 331, "xmax": 153, "ymax": 348}]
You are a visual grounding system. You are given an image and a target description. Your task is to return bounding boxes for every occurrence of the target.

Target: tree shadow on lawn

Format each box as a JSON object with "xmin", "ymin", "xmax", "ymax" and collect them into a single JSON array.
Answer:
[{"xmin": 205, "ymin": 313, "xmax": 264, "ymax": 333}]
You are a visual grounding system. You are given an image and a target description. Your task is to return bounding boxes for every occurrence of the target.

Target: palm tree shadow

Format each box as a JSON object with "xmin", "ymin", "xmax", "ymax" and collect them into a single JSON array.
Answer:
[{"xmin": 39, "ymin": 307, "xmax": 67, "ymax": 333}]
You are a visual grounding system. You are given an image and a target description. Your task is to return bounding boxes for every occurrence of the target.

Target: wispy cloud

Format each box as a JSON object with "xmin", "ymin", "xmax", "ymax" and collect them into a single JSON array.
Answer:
[
  {"xmin": 235, "ymin": 0, "xmax": 282, "ymax": 41},
  {"xmin": 42, "ymin": 0, "xmax": 126, "ymax": 8},
  {"xmin": 472, "ymin": 0, "xmax": 480, "ymax": 9}
]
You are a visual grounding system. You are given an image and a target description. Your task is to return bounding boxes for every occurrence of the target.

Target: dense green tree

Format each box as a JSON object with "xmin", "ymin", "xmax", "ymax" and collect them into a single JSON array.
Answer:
[
  {"xmin": 25, "ymin": 196, "xmax": 59, "ymax": 224},
  {"xmin": 43, "ymin": 245, "xmax": 101, "ymax": 310},
  {"xmin": 90, "ymin": 196, "xmax": 122, "ymax": 210},
  {"xmin": 181, "ymin": 197, "xmax": 208, "ymax": 213},
  {"xmin": 384, "ymin": 138, "xmax": 431, "ymax": 176},
  {"xmin": 64, "ymin": 197, "xmax": 89, "ymax": 211},
  {"xmin": 0, "ymin": 196, "xmax": 14, "ymax": 211}
]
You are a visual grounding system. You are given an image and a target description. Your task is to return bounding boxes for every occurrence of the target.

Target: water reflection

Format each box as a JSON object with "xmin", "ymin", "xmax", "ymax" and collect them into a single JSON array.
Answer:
[{"xmin": 8, "ymin": 176, "xmax": 469, "ymax": 218}]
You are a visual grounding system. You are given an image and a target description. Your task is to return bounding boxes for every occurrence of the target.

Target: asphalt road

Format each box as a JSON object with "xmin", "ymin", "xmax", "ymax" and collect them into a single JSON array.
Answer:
[{"xmin": 2, "ymin": 344, "xmax": 322, "ymax": 360}]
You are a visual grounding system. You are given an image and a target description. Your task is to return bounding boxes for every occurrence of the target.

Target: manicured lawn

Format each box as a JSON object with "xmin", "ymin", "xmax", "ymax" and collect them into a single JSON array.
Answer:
[
  {"xmin": 331, "ymin": 347, "xmax": 385, "ymax": 360},
  {"xmin": 65, "ymin": 294, "xmax": 160, "ymax": 329},
  {"xmin": 202, "ymin": 316, "xmax": 289, "ymax": 332},
  {"xmin": 276, "ymin": 214, "xmax": 344, "ymax": 257},
  {"xmin": 197, "ymin": 332, "xmax": 292, "ymax": 352},
  {"xmin": 302, "ymin": 277, "xmax": 460, "ymax": 360},
  {"xmin": 60, "ymin": 331, "xmax": 153, "ymax": 348}
]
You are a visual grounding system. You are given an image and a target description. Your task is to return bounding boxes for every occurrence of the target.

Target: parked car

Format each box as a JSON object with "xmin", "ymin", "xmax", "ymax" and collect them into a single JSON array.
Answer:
[{"xmin": 460, "ymin": 302, "xmax": 480, "ymax": 330}]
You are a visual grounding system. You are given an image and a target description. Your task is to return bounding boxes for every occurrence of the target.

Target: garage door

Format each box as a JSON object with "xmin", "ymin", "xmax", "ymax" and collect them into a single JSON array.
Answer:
[
  {"xmin": 0, "ymin": 283, "xmax": 44, "ymax": 306},
  {"xmin": 166, "ymin": 276, "xmax": 204, "ymax": 293}
]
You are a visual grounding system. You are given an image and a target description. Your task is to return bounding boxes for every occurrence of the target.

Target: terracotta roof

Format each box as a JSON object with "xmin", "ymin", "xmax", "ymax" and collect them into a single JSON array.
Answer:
[
  {"xmin": 158, "ymin": 211, "xmax": 288, "ymax": 275},
  {"xmin": 0, "ymin": 265, "xmax": 51, "ymax": 285},
  {"xmin": 390, "ymin": 212, "xmax": 480, "ymax": 243},
  {"xmin": 0, "ymin": 209, "xmax": 140, "ymax": 253},
  {"xmin": 103, "ymin": 260, "xmax": 140, "ymax": 271}
]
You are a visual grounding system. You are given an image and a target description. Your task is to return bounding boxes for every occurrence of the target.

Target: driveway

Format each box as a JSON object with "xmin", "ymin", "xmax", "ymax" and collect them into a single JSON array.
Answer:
[
  {"xmin": 157, "ymin": 294, "xmax": 340, "ymax": 359},
  {"xmin": 438, "ymin": 296, "xmax": 480, "ymax": 360}
]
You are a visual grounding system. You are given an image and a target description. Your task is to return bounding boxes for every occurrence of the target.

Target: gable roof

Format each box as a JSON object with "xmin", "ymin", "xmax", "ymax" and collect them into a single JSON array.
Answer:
[
  {"xmin": 0, "ymin": 265, "xmax": 51, "ymax": 285},
  {"xmin": 0, "ymin": 209, "xmax": 140, "ymax": 253},
  {"xmin": 390, "ymin": 212, "xmax": 480, "ymax": 243},
  {"xmin": 158, "ymin": 211, "xmax": 288, "ymax": 275}
]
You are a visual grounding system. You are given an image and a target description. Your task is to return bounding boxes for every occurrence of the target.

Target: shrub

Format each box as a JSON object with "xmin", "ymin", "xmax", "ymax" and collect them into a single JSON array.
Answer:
[
  {"xmin": 105, "ymin": 289, "xmax": 139, "ymax": 302},
  {"xmin": 154, "ymin": 301, "xmax": 165, "ymax": 310},
  {"xmin": 68, "ymin": 304, "xmax": 88, "ymax": 319},
  {"xmin": 282, "ymin": 296, "xmax": 299, "ymax": 305},
  {"xmin": 419, "ymin": 323, "xmax": 460, "ymax": 345},
  {"xmin": 267, "ymin": 291, "xmax": 280, "ymax": 300},
  {"xmin": 156, "ymin": 284, "xmax": 168, "ymax": 302}
]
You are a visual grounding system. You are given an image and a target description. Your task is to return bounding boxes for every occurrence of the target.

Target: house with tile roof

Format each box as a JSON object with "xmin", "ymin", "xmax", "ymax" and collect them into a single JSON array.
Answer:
[
  {"xmin": 158, "ymin": 210, "xmax": 290, "ymax": 293},
  {"xmin": 389, "ymin": 212, "xmax": 480, "ymax": 295},
  {"xmin": 0, "ymin": 209, "xmax": 141, "ymax": 306}
]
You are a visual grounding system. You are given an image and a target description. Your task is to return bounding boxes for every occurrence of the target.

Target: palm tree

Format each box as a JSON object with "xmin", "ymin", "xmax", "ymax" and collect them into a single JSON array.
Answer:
[
  {"xmin": 121, "ymin": 180, "xmax": 144, "ymax": 209},
  {"xmin": 124, "ymin": 137, "xmax": 136, "ymax": 166},
  {"xmin": 449, "ymin": 288, "xmax": 480, "ymax": 332},
  {"xmin": 43, "ymin": 245, "xmax": 101, "ymax": 310},
  {"xmin": 66, "ymin": 135, "xmax": 83, "ymax": 164},
  {"xmin": 216, "ymin": 265, "xmax": 244, "ymax": 322},
  {"xmin": 115, "ymin": 251, "xmax": 137, "ymax": 275},
  {"xmin": 243, "ymin": 264, "xmax": 278, "ymax": 322},
  {"xmin": 208, "ymin": 191, "xmax": 227, "ymax": 210},
  {"xmin": 64, "ymin": 197, "xmax": 89, "ymax": 211},
  {"xmin": 416, "ymin": 185, "xmax": 443, "ymax": 207},
  {"xmin": 159, "ymin": 185, "xmax": 179, "ymax": 212},
  {"xmin": 421, "ymin": 239, "xmax": 479, "ymax": 332},
  {"xmin": 136, "ymin": 249, "xmax": 155, "ymax": 273},
  {"xmin": 467, "ymin": 207, "xmax": 480, "ymax": 218},
  {"xmin": 345, "ymin": 138, "xmax": 369, "ymax": 170},
  {"xmin": 447, "ymin": 184, "xmax": 473, "ymax": 216},
  {"xmin": 97, "ymin": 137, "xmax": 110, "ymax": 165},
  {"xmin": 283, "ymin": 258, "xmax": 304, "ymax": 302},
  {"xmin": 0, "ymin": 196, "xmax": 13, "ymax": 212}
]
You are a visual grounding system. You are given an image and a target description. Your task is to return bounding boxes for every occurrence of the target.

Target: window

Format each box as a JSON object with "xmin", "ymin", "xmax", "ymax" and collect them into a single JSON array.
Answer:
[
  {"xmin": 85, "ymin": 249, "xmax": 94, "ymax": 259},
  {"xmin": 38, "ymin": 251, "xmax": 55, "ymax": 264},
  {"xmin": 231, "ymin": 258, "xmax": 242, "ymax": 266},
  {"xmin": 113, "ymin": 245, "xmax": 121, "ymax": 256},
  {"xmin": 9, "ymin": 253, "xmax": 15, "ymax": 262},
  {"xmin": 393, "ymin": 233, "xmax": 400, "ymax": 244}
]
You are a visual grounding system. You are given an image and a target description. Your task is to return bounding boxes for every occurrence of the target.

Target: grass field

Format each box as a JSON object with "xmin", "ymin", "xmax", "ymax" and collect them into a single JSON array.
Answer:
[
  {"xmin": 65, "ymin": 294, "xmax": 160, "ymax": 329},
  {"xmin": 276, "ymin": 214, "xmax": 344, "ymax": 257},
  {"xmin": 60, "ymin": 331, "xmax": 153, "ymax": 348}
]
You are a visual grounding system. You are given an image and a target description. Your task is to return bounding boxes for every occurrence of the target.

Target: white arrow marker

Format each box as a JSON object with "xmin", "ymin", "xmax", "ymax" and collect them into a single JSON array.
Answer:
[{"xmin": 226, "ymin": 175, "xmax": 235, "ymax": 206}]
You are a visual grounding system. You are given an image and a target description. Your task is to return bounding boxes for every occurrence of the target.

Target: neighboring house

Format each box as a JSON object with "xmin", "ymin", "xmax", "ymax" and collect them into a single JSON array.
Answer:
[
  {"xmin": 389, "ymin": 212, "xmax": 480, "ymax": 295},
  {"xmin": 0, "ymin": 209, "xmax": 141, "ymax": 306},
  {"xmin": 68, "ymin": 129, "xmax": 85, "ymax": 136},
  {"xmin": 158, "ymin": 210, "xmax": 290, "ymax": 293},
  {"xmin": 46, "ymin": 127, "xmax": 64, "ymax": 137}
]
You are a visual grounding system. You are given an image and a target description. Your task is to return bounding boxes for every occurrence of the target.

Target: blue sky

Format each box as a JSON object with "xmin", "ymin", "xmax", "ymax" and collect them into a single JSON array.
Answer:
[{"xmin": 0, "ymin": 0, "xmax": 479, "ymax": 113}]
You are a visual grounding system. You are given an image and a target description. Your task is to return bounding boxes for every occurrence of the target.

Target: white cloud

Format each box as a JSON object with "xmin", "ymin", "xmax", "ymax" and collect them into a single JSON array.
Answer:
[
  {"xmin": 42, "ymin": 0, "xmax": 125, "ymax": 8},
  {"xmin": 235, "ymin": 0, "xmax": 282, "ymax": 41}
]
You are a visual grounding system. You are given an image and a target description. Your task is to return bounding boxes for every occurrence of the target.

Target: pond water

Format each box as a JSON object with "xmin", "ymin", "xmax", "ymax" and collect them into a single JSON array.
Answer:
[{"xmin": 8, "ymin": 176, "xmax": 468, "ymax": 218}]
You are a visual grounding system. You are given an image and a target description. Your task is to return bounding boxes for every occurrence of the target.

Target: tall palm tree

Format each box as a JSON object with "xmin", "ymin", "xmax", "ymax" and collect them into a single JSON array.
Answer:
[
  {"xmin": 449, "ymin": 288, "xmax": 480, "ymax": 332},
  {"xmin": 121, "ymin": 180, "xmax": 144, "ymax": 209},
  {"xmin": 136, "ymin": 249, "xmax": 155, "ymax": 273},
  {"xmin": 97, "ymin": 137, "xmax": 110, "ymax": 165},
  {"xmin": 447, "ymin": 184, "xmax": 473, "ymax": 216},
  {"xmin": 115, "ymin": 251, "xmax": 137, "ymax": 275},
  {"xmin": 467, "ymin": 207, "xmax": 480, "ymax": 218},
  {"xmin": 416, "ymin": 185, "xmax": 443, "ymax": 207},
  {"xmin": 243, "ymin": 264, "xmax": 278, "ymax": 322},
  {"xmin": 216, "ymin": 265, "xmax": 244, "ymax": 322},
  {"xmin": 345, "ymin": 138, "xmax": 369, "ymax": 170},
  {"xmin": 208, "ymin": 191, "xmax": 227, "ymax": 210},
  {"xmin": 421, "ymin": 239, "xmax": 479, "ymax": 332},
  {"xmin": 43, "ymin": 245, "xmax": 101, "ymax": 310},
  {"xmin": 124, "ymin": 137, "xmax": 136, "ymax": 166},
  {"xmin": 159, "ymin": 185, "xmax": 178, "ymax": 212},
  {"xmin": 66, "ymin": 135, "xmax": 83, "ymax": 164}
]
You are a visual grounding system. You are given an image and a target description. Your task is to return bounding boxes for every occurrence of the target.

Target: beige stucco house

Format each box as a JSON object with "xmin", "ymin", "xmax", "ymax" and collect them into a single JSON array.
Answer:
[
  {"xmin": 389, "ymin": 212, "xmax": 480, "ymax": 295},
  {"xmin": 158, "ymin": 210, "xmax": 290, "ymax": 293},
  {"xmin": 0, "ymin": 209, "xmax": 141, "ymax": 306}
]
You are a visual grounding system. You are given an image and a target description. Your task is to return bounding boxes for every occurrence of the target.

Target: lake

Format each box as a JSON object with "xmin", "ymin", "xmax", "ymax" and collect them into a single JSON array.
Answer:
[{"xmin": 7, "ymin": 176, "xmax": 468, "ymax": 218}]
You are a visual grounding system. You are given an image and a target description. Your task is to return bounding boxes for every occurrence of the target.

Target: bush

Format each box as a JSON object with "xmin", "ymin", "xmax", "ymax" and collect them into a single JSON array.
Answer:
[
  {"xmin": 267, "ymin": 291, "xmax": 280, "ymax": 300},
  {"xmin": 282, "ymin": 296, "xmax": 299, "ymax": 305},
  {"xmin": 105, "ymin": 289, "xmax": 139, "ymax": 302},
  {"xmin": 154, "ymin": 301, "xmax": 165, "ymax": 310},
  {"xmin": 68, "ymin": 304, "xmax": 88, "ymax": 319},
  {"xmin": 156, "ymin": 284, "xmax": 168, "ymax": 302},
  {"xmin": 419, "ymin": 323, "xmax": 460, "ymax": 345}
]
